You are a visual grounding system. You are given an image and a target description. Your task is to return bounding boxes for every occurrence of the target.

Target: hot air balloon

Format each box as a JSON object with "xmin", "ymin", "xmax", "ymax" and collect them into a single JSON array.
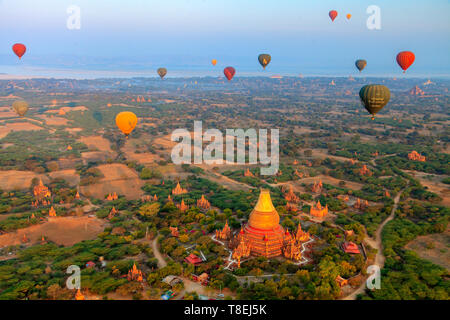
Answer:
[
  {"xmin": 359, "ymin": 85, "xmax": 391, "ymax": 120},
  {"xmin": 346, "ymin": 14, "xmax": 352, "ymax": 20},
  {"xmin": 258, "ymin": 54, "xmax": 271, "ymax": 69},
  {"xmin": 12, "ymin": 100, "xmax": 29, "ymax": 117},
  {"xmin": 329, "ymin": 10, "xmax": 338, "ymax": 22},
  {"xmin": 396, "ymin": 51, "xmax": 415, "ymax": 73},
  {"xmin": 211, "ymin": 59, "xmax": 217, "ymax": 66},
  {"xmin": 355, "ymin": 60, "xmax": 367, "ymax": 72},
  {"xmin": 157, "ymin": 68, "xmax": 167, "ymax": 79},
  {"xmin": 12, "ymin": 43, "xmax": 26, "ymax": 59},
  {"xmin": 115, "ymin": 111, "xmax": 138, "ymax": 137},
  {"xmin": 224, "ymin": 67, "xmax": 236, "ymax": 81}
]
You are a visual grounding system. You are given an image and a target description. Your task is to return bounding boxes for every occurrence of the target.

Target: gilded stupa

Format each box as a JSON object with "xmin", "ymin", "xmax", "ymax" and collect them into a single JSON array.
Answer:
[{"xmin": 242, "ymin": 189, "xmax": 286, "ymax": 258}]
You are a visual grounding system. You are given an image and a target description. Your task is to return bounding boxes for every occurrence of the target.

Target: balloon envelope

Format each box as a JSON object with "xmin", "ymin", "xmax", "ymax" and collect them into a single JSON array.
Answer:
[
  {"xmin": 157, "ymin": 68, "xmax": 167, "ymax": 79},
  {"xmin": 346, "ymin": 14, "xmax": 352, "ymax": 20},
  {"xmin": 359, "ymin": 85, "xmax": 391, "ymax": 119},
  {"xmin": 396, "ymin": 51, "xmax": 415, "ymax": 73},
  {"xmin": 12, "ymin": 100, "xmax": 29, "ymax": 117},
  {"xmin": 224, "ymin": 67, "xmax": 236, "ymax": 81},
  {"xmin": 329, "ymin": 10, "xmax": 338, "ymax": 21},
  {"xmin": 258, "ymin": 54, "xmax": 271, "ymax": 69},
  {"xmin": 211, "ymin": 59, "xmax": 217, "ymax": 66},
  {"xmin": 115, "ymin": 111, "xmax": 138, "ymax": 136},
  {"xmin": 12, "ymin": 43, "xmax": 26, "ymax": 59},
  {"xmin": 355, "ymin": 60, "xmax": 367, "ymax": 72}
]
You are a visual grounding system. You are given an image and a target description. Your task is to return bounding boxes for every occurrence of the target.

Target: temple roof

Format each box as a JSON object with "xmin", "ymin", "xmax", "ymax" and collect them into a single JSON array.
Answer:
[
  {"xmin": 248, "ymin": 189, "xmax": 280, "ymax": 230},
  {"xmin": 253, "ymin": 189, "xmax": 277, "ymax": 213}
]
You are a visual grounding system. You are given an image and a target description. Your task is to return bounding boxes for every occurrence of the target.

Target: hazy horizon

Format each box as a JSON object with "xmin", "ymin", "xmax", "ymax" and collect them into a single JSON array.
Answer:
[{"xmin": 1, "ymin": 0, "xmax": 449, "ymax": 78}]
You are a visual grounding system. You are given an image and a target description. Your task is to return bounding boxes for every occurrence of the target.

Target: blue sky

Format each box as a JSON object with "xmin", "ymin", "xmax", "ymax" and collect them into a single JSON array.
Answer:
[{"xmin": 0, "ymin": 0, "xmax": 449, "ymax": 77}]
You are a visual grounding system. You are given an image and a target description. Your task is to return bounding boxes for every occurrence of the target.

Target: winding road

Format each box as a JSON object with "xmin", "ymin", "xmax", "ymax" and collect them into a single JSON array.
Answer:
[
  {"xmin": 342, "ymin": 185, "xmax": 406, "ymax": 300},
  {"xmin": 151, "ymin": 234, "xmax": 167, "ymax": 268}
]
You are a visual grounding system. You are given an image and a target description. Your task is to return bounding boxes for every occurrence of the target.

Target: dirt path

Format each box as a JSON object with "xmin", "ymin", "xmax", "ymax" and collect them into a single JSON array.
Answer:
[
  {"xmin": 151, "ymin": 235, "xmax": 167, "ymax": 268},
  {"xmin": 342, "ymin": 185, "xmax": 406, "ymax": 300}
]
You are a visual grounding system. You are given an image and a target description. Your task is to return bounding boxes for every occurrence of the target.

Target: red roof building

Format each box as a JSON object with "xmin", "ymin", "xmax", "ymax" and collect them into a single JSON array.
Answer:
[
  {"xmin": 184, "ymin": 253, "xmax": 203, "ymax": 265},
  {"xmin": 342, "ymin": 241, "xmax": 360, "ymax": 254}
]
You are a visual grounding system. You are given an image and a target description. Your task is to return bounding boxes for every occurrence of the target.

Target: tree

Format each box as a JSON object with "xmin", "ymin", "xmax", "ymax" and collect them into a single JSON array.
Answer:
[{"xmin": 139, "ymin": 202, "xmax": 160, "ymax": 217}]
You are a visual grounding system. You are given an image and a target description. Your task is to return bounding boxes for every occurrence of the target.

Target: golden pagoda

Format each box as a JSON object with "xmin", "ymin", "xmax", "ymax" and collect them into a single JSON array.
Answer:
[
  {"xmin": 153, "ymin": 194, "xmax": 158, "ymax": 201},
  {"xmin": 293, "ymin": 160, "xmax": 299, "ymax": 165},
  {"xmin": 408, "ymin": 150, "xmax": 426, "ymax": 162},
  {"xmin": 75, "ymin": 289, "xmax": 85, "ymax": 300},
  {"xmin": 353, "ymin": 198, "xmax": 369, "ymax": 210},
  {"xmin": 33, "ymin": 179, "xmax": 51, "ymax": 204},
  {"xmin": 215, "ymin": 220, "xmax": 232, "ymax": 240},
  {"xmin": 244, "ymin": 168, "xmax": 254, "ymax": 177},
  {"xmin": 240, "ymin": 189, "xmax": 286, "ymax": 258},
  {"xmin": 48, "ymin": 206, "xmax": 57, "ymax": 217},
  {"xmin": 127, "ymin": 263, "xmax": 143, "ymax": 282},
  {"xmin": 172, "ymin": 182, "xmax": 188, "ymax": 195},
  {"xmin": 66, "ymin": 145, "xmax": 72, "ymax": 151},
  {"xmin": 108, "ymin": 206, "xmax": 117, "ymax": 219},
  {"xmin": 232, "ymin": 237, "xmax": 251, "ymax": 267},
  {"xmin": 310, "ymin": 201, "xmax": 328, "ymax": 218},
  {"xmin": 197, "ymin": 195, "xmax": 211, "ymax": 210},
  {"xmin": 106, "ymin": 192, "xmax": 118, "ymax": 201},
  {"xmin": 359, "ymin": 165, "xmax": 372, "ymax": 176},
  {"xmin": 75, "ymin": 191, "xmax": 80, "ymax": 200},
  {"xmin": 21, "ymin": 234, "xmax": 29, "ymax": 243},
  {"xmin": 283, "ymin": 240, "xmax": 302, "ymax": 261},
  {"xmin": 284, "ymin": 186, "xmax": 299, "ymax": 203},
  {"xmin": 311, "ymin": 180, "xmax": 323, "ymax": 193},
  {"xmin": 294, "ymin": 223, "xmax": 310, "ymax": 242},
  {"xmin": 384, "ymin": 190, "xmax": 390, "ymax": 198},
  {"xmin": 177, "ymin": 199, "xmax": 189, "ymax": 212}
]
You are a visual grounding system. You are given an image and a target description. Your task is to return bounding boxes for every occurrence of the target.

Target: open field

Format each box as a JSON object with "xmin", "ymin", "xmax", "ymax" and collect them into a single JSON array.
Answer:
[
  {"xmin": 0, "ymin": 170, "xmax": 48, "ymax": 190},
  {"xmin": 80, "ymin": 163, "xmax": 144, "ymax": 200},
  {"xmin": 404, "ymin": 170, "xmax": 450, "ymax": 206},
  {"xmin": 405, "ymin": 227, "xmax": 450, "ymax": 271},
  {"xmin": 79, "ymin": 135, "xmax": 113, "ymax": 153},
  {"xmin": 299, "ymin": 174, "xmax": 364, "ymax": 190},
  {"xmin": 0, "ymin": 216, "xmax": 107, "ymax": 247},
  {"xmin": 37, "ymin": 115, "xmax": 69, "ymax": 126},
  {"xmin": 0, "ymin": 122, "xmax": 45, "ymax": 139}
]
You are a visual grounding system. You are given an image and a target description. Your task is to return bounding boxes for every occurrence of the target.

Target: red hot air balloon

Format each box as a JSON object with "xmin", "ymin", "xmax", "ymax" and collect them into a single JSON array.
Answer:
[
  {"xmin": 396, "ymin": 51, "xmax": 415, "ymax": 73},
  {"xmin": 224, "ymin": 67, "xmax": 236, "ymax": 81},
  {"xmin": 329, "ymin": 10, "xmax": 338, "ymax": 22},
  {"xmin": 12, "ymin": 43, "xmax": 26, "ymax": 59}
]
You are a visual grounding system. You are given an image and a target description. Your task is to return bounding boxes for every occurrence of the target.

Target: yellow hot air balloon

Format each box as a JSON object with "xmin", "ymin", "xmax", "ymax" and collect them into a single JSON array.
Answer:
[
  {"xmin": 115, "ymin": 111, "xmax": 138, "ymax": 137},
  {"xmin": 12, "ymin": 100, "xmax": 29, "ymax": 117},
  {"xmin": 211, "ymin": 59, "xmax": 217, "ymax": 66}
]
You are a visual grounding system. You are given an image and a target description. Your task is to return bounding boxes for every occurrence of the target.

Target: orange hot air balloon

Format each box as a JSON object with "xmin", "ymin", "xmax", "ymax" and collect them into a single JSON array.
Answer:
[
  {"xmin": 396, "ymin": 51, "xmax": 415, "ymax": 73},
  {"xmin": 346, "ymin": 14, "xmax": 352, "ymax": 20},
  {"xmin": 329, "ymin": 10, "xmax": 338, "ymax": 22},
  {"xmin": 224, "ymin": 67, "xmax": 236, "ymax": 81},
  {"xmin": 12, "ymin": 43, "xmax": 26, "ymax": 59},
  {"xmin": 211, "ymin": 59, "xmax": 217, "ymax": 66},
  {"xmin": 115, "ymin": 111, "xmax": 138, "ymax": 137}
]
